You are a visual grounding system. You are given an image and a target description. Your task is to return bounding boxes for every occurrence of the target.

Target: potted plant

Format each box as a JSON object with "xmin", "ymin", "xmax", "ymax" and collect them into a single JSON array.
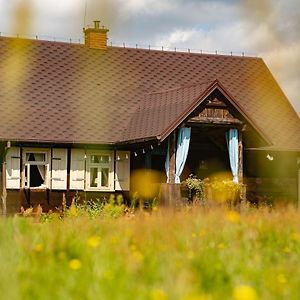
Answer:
[{"xmin": 184, "ymin": 175, "xmax": 205, "ymax": 204}]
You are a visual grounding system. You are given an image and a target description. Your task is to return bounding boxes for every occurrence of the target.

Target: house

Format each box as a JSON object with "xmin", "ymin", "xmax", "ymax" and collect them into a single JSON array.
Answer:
[{"xmin": 0, "ymin": 21, "xmax": 299, "ymax": 213}]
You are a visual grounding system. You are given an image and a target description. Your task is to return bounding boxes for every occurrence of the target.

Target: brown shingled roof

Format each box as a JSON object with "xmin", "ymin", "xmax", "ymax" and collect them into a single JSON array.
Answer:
[{"xmin": 0, "ymin": 36, "xmax": 299, "ymax": 150}]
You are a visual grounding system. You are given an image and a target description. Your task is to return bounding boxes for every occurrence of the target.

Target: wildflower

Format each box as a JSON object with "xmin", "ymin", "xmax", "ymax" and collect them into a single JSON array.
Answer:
[
  {"xmin": 277, "ymin": 274, "xmax": 287, "ymax": 284},
  {"xmin": 225, "ymin": 210, "xmax": 240, "ymax": 224},
  {"xmin": 282, "ymin": 247, "xmax": 291, "ymax": 253},
  {"xmin": 87, "ymin": 236, "xmax": 101, "ymax": 248},
  {"xmin": 233, "ymin": 285, "xmax": 257, "ymax": 300},
  {"xmin": 291, "ymin": 232, "xmax": 300, "ymax": 241},
  {"xmin": 69, "ymin": 259, "xmax": 82, "ymax": 270},
  {"xmin": 69, "ymin": 204, "xmax": 78, "ymax": 217},
  {"xmin": 217, "ymin": 243, "xmax": 225, "ymax": 249},
  {"xmin": 150, "ymin": 288, "xmax": 168, "ymax": 300},
  {"xmin": 34, "ymin": 243, "xmax": 44, "ymax": 252}
]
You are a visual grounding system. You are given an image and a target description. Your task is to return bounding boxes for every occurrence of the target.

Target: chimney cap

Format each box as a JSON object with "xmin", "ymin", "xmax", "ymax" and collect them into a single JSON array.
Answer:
[{"xmin": 93, "ymin": 20, "xmax": 100, "ymax": 29}]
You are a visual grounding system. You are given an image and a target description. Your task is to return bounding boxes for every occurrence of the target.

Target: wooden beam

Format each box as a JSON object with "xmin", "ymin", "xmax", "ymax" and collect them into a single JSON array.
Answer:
[
  {"xmin": 187, "ymin": 117, "xmax": 243, "ymax": 125},
  {"xmin": 169, "ymin": 131, "xmax": 176, "ymax": 184}
]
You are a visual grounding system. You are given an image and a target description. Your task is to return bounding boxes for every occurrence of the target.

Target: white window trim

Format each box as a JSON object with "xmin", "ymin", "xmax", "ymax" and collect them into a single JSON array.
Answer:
[
  {"xmin": 85, "ymin": 150, "xmax": 115, "ymax": 191},
  {"xmin": 22, "ymin": 148, "xmax": 51, "ymax": 189}
]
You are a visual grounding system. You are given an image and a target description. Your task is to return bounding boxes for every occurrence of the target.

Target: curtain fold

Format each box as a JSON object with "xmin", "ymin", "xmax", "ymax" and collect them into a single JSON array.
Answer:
[
  {"xmin": 175, "ymin": 127, "xmax": 191, "ymax": 183},
  {"xmin": 33, "ymin": 154, "xmax": 45, "ymax": 181},
  {"xmin": 226, "ymin": 128, "xmax": 239, "ymax": 183}
]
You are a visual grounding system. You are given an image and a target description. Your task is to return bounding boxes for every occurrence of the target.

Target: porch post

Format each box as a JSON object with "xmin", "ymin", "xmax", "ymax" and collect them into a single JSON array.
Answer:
[
  {"xmin": 238, "ymin": 130, "xmax": 246, "ymax": 202},
  {"xmin": 238, "ymin": 130, "xmax": 243, "ymax": 183},
  {"xmin": 169, "ymin": 131, "xmax": 176, "ymax": 184}
]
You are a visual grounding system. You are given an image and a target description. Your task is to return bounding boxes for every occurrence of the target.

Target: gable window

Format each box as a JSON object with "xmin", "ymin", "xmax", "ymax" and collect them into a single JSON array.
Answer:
[
  {"xmin": 86, "ymin": 151, "xmax": 114, "ymax": 191},
  {"xmin": 23, "ymin": 149, "xmax": 50, "ymax": 189}
]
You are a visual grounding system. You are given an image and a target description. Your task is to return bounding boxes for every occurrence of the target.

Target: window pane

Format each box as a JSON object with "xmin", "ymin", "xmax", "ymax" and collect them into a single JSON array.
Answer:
[
  {"xmin": 101, "ymin": 168, "xmax": 109, "ymax": 187},
  {"xmin": 30, "ymin": 165, "xmax": 46, "ymax": 187},
  {"xmin": 90, "ymin": 155, "xmax": 110, "ymax": 164},
  {"xmin": 90, "ymin": 167, "xmax": 98, "ymax": 187},
  {"xmin": 26, "ymin": 153, "xmax": 46, "ymax": 162}
]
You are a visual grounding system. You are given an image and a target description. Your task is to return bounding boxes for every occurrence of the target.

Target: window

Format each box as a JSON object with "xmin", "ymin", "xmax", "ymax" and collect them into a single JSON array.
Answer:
[
  {"xmin": 23, "ymin": 149, "xmax": 50, "ymax": 189},
  {"xmin": 86, "ymin": 151, "xmax": 114, "ymax": 191}
]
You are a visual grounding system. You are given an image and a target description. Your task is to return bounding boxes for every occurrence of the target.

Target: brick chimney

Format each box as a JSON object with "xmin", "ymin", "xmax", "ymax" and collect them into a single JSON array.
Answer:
[{"xmin": 83, "ymin": 20, "xmax": 109, "ymax": 50}]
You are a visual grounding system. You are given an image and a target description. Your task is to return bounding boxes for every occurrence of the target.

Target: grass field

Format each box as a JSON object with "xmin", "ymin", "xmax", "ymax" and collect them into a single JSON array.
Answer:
[{"xmin": 0, "ymin": 205, "xmax": 300, "ymax": 300}]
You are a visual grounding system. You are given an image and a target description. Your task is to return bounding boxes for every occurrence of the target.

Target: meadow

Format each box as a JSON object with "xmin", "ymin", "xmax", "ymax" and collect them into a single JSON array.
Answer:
[{"xmin": 0, "ymin": 204, "xmax": 300, "ymax": 300}]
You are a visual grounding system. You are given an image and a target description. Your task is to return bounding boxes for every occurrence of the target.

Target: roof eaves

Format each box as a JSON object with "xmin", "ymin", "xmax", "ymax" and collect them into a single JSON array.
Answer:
[{"xmin": 215, "ymin": 80, "xmax": 273, "ymax": 146}]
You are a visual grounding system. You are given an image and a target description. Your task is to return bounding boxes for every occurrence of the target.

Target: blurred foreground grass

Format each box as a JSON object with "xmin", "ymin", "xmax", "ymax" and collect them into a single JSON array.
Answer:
[{"xmin": 0, "ymin": 206, "xmax": 300, "ymax": 300}]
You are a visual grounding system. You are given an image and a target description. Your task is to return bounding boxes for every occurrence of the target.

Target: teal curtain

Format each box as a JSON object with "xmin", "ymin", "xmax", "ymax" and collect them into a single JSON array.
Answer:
[
  {"xmin": 175, "ymin": 127, "xmax": 191, "ymax": 183},
  {"xmin": 226, "ymin": 128, "xmax": 239, "ymax": 183},
  {"xmin": 164, "ymin": 137, "xmax": 170, "ymax": 183}
]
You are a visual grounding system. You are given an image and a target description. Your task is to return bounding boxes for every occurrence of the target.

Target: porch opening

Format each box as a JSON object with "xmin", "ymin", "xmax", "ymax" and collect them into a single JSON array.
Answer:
[{"xmin": 184, "ymin": 127, "xmax": 231, "ymax": 181}]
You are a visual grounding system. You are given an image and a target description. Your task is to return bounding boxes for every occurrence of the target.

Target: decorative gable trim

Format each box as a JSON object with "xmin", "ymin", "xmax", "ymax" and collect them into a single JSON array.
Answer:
[{"xmin": 157, "ymin": 80, "xmax": 273, "ymax": 147}]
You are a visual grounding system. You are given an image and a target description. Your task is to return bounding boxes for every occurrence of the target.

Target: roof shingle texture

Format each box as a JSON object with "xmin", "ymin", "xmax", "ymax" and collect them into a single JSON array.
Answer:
[{"xmin": 0, "ymin": 37, "xmax": 299, "ymax": 150}]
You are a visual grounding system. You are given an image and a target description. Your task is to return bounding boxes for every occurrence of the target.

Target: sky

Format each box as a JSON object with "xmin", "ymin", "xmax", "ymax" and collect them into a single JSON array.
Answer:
[{"xmin": 0, "ymin": 0, "xmax": 299, "ymax": 115}]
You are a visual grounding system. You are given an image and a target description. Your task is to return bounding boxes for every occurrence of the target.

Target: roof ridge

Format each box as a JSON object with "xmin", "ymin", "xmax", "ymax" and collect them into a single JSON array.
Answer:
[
  {"xmin": 145, "ymin": 80, "xmax": 215, "ymax": 96},
  {"xmin": 0, "ymin": 35, "xmax": 260, "ymax": 60}
]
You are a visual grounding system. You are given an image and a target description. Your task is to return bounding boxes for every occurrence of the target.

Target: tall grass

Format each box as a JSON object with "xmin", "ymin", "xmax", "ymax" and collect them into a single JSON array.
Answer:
[{"xmin": 0, "ymin": 206, "xmax": 300, "ymax": 299}]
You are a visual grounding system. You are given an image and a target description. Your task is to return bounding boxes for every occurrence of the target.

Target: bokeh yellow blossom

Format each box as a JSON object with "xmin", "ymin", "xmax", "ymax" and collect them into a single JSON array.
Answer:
[
  {"xmin": 34, "ymin": 244, "xmax": 43, "ymax": 252},
  {"xmin": 233, "ymin": 285, "xmax": 257, "ymax": 300},
  {"xmin": 277, "ymin": 274, "xmax": 287, "ymax": 284},
  {"xmin": 87, "ymin": 236, "xmax": 101, "ymax": 248},
  {"xmin": 225, "ymin": 210, "xmax": 240, "ymax": 224},
  {"xmin": 69, "ymin": 259, "xmax": 82, "ymax": 270},
  {"xmin": 150, "ymin": 288, "xmax": 168, "ymax": 300}
]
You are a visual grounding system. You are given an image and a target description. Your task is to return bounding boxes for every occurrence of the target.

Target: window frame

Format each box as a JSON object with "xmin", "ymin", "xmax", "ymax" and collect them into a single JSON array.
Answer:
[
  {"xmin": 22, "ymin": 148, "xmax": 50, "ymax": 189},
  {"xmin": 85, "ymin": 150, "xmax": 114, "ymax": 191}
]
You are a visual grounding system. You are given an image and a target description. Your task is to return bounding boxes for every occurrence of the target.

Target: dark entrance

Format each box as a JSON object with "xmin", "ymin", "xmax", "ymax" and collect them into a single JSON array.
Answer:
[{"xmin": 182, "ymin": 127, "xmax": 231, "ymax": 181}]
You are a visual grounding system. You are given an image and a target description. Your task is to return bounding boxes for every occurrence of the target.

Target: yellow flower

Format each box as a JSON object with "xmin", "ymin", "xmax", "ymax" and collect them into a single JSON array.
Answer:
[
  {"xmin": 34, "ymin": 243, "xmax": 44, "ymax": 252},
  {"xmin": 69, "ymin": 204, "xmax": 78, "ymax": 217},
  {"xmin": 225, "ymin": 211, "xmax": 240, "ymax": 224},
  {"xmin": 87, "ymin": 236, "xmax": 101, "ymax": 248},
  {"xmin": 277, "ymin": 274, "xmax": 287, "ymax": 284},
  {"xmin": 217, "ymin": 243, "xmax": 225, "ymax": 249},
  {"xmin": 233, "ymin": 285, "xmax": 257, "ymax": 300},
  {"xmin": 291, "ymin": 232, "xmax": 300, "ymax": 241},
  {"xmin": 69, "ymin": 259, "xmax": 82, "ymax": 270},
  {"xmin": 150, "ymin": 288, "xmax": 168, "ymax": 300},
  {"xmin": 282, "ymin": 247, "xmax": 291, "ymax": 253}
]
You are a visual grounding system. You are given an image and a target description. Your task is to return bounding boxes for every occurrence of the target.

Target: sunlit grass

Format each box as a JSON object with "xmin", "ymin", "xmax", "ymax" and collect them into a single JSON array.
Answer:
[{"xmin": 0, "ymin": 206, "xmax": 300, "ymax": 299}]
